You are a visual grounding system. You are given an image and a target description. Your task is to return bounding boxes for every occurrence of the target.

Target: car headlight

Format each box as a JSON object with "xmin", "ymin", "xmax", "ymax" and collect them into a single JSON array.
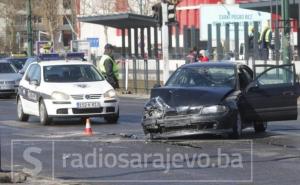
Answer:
[
  {"xmin": 201, "ymin": 105, "xmax": 228, "ymax": 115},
  {"xmin": 51, "ymin": 91, "xmax": 70, "ymax": 100},
  {"xmin": 104, "ymin": 89, "xmax": 116, "ymax": 98}
]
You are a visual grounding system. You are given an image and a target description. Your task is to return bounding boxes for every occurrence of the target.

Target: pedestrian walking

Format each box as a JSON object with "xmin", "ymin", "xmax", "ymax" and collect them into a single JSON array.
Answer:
[{"xmin": 97, "ymin": 44, "xmax": 119, "ymax": 89}]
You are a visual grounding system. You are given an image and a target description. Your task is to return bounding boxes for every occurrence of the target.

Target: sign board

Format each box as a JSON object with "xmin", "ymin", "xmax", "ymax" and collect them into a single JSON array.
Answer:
[
  {"xmin": 36, "ymin": 41, "xmax": 54, "ymax": 55},
  {"xmin": 71, "ymin": 40, "xmax": 91, "ymax": 62},
  {"xmin": 87, "ymin": 38, "xmax": 99, "ymax": 48},
  {"xmin": 200, "ymin": 5, "xmax": 270, "ymax": 41}
]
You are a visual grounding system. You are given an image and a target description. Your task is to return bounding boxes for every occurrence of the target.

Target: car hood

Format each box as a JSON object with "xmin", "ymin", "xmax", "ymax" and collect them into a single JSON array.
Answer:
[
  {"xmin": 150, "ymin": 87, "xmax": 234, "ymax": 107},
  {"xmin": 0, "ymin": 73, "xmax": 22, "ymax": 81},
  {"xmin": 43, "ymin": 80, "xmax": 113, "ymax": 95}
]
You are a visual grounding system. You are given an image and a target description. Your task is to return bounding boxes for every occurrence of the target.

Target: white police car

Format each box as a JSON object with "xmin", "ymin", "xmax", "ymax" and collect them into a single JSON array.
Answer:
[{"xmin": 17, "ymin": 56, "xmax": 119, "ymax": 125}]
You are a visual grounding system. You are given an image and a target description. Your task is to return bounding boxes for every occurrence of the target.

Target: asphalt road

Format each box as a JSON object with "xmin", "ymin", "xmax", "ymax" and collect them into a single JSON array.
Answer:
[{"xmin": 0, "ymin": 96, "xmax": 300, "ymax": 185}]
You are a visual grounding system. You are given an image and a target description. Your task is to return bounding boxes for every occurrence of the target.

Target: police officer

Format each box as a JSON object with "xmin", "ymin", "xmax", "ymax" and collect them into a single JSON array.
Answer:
[
  {"xmin": 259, "ymin": 21, "xmax": 272, "ymax": 61},
  {"xmin": 98, "ymin": 44, "xmax": 119, "ymax": 89}
]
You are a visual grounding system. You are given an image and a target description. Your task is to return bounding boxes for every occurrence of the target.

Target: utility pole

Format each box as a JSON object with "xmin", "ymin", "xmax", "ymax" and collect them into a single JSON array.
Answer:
[
  {"xmin": 161, "ymin": 1, "xmax": 169, "ymax": 84},
  {"xmin": 27, "ymin": 0, "xmax": 33, "ymax": 57},
  {"xmin": 281, "ymin": 0, "xmax": 291, "ymax": 64}
]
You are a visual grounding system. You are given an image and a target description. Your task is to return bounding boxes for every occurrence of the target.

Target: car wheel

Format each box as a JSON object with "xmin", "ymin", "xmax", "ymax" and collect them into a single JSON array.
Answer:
[
  {"xmin": 231, "ymin": 111, "xmax": 242, "ymax": 139},
  {"xmin": 17, "ymin": 98, "xmax": 29, "ymax": 122},
  {"xmin": 39, "ymin": 100, "xmax": 52, "ymax": 125},
  {"xmin": 104, "ymin": 110, "xmax": 119, "ymax": 124},
  {"xmin": 254, "ymin": 121, "xmax": 267, "ymax": 133}
]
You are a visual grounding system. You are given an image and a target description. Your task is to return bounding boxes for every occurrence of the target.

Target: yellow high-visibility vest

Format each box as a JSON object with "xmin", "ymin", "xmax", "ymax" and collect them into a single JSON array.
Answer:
[{"xmin": 98, "ymin": 55, "xmax": 119, "ymax": 79}]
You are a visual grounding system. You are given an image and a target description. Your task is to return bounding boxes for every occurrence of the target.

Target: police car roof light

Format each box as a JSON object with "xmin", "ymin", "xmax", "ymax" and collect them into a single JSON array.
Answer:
[
  {"xmin": 38, "ymin": 53, "xmax": 61, "ymax": 61},
  {"xmin": 66, "ymin": 52, "xmax": 85, "ymax": 59},
  {"xmin": 37, "ymin": 52, "xmax": 85, "ymax": 62}
]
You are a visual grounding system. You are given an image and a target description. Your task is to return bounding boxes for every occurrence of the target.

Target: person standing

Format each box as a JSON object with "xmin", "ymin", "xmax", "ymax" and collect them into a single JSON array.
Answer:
[
  {"xmin": 199, "ymin": 50, "xmax": 209, "ymax": 62},
  {"xmin": 247, "ymin": 26, "xmax": 260, "ymax": 63},
  {"xmin": 97, "ymin": 44, "xmax": 119, "ymax": 89},
  {"xmin": 259, "ymin": 21, "xmax": 272, "ymax": 61}
]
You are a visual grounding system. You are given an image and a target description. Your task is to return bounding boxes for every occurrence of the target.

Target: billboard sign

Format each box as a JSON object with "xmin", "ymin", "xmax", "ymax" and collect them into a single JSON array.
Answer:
[{"xmin": 199, "ymin": 4, "xmax": 270, "ymax": 40}]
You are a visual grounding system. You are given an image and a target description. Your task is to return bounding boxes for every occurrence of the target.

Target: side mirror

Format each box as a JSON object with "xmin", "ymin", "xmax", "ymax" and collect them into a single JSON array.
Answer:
[
  {"xmin": 18, "ymin": 70, "xmax": 24, "ymax": 75},
  {"xmin": 29, "ymin": 79, "xmax": 39, "ymax": 86},
  {"xmin": 153, "ymin": 84, "xmax": 161, "ymax": 88}
]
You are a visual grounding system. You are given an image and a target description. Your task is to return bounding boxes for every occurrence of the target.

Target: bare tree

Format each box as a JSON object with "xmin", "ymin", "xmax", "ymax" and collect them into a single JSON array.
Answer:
[
  {"xmin": 35, "ymin": 0, "xmax": 61, "ymax": 46},
  {"xmin": 0, "ymin": 0, "xmax": 25, "ymax": 53},
  {"xmin": 80, "ymin": 0, "xmax": 116, "ymax": 43},
  {"xmin": 128, "ymin": 0, "xmax": 160, "ymax": 15}
]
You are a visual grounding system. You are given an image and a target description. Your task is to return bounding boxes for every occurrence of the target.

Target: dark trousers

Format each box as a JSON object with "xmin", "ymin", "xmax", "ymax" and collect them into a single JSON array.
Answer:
[{"xmin": 260, "ymin": 48, "xmax": 269, "ymax": 61}]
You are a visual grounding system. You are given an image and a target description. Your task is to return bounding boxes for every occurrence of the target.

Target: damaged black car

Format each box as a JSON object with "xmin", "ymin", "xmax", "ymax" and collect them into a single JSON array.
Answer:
[{"xmin": 142, "ymin": 62, "xmax": 299, "ymax": 139}]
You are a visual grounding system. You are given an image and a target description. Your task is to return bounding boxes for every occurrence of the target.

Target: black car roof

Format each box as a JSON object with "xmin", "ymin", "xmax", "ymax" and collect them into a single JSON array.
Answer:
[{"xmin": 182, "ymin": 61, "xmax": 240, "ymax": 68}]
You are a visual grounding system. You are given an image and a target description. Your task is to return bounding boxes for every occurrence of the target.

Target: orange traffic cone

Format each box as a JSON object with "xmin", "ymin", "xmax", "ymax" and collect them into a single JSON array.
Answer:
[{"xmin": 84, "ymin": 118, "xmax": 93, "ymax": 136}]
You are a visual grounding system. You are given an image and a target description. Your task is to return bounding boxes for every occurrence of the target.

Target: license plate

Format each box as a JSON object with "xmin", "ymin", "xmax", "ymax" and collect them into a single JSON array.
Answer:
[{"xmin": 77, "ymin": 102, "xmax": 101, "ymax": 109}]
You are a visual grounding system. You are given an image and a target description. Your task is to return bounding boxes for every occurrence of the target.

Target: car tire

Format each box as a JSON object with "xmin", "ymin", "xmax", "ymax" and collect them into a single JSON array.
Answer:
[
  {"xmin": 39, "ymin": 100, "xmax": 52, "ymax": 125},
  {"xmin": 254, "ymin": 121, "xmax": 267, "ymax": 133},
  {"xmin": 231, "ymin": 111, "xmax": 242, "ymax": 139},
  {"xmin": 17, "ymin": 97, "xmax": 29, "ymax": 122},
  {"xmin": 104, "ymin": 110, "xmax": 119, "ymax": 124}
]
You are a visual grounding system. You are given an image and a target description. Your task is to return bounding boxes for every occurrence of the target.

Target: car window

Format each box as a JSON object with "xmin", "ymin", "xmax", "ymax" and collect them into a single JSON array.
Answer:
[
  {"xmin": 31, "ymin": 65, "xmax": 41, "ymax": 82},
  {"xmin": 43, "ymin": 65, "xmax": 104, "ymax": 83},
  {"xmin": 22, "ymin": 57, "xmax": 37, "ymax": 72},
  {"xmin": 0, "ymin": 63, "xmax": 17, "ymax": 73},
  {"xmin": 25, "ymin": 64, "xmax": 38, "ymax": 81},
  {"xmin": 257, "ymin": 65, "xmax": 294, "ymax": 86},
  {"xmin": 166, "ymin": 66, "xmax": 236, "ymax": 88}
]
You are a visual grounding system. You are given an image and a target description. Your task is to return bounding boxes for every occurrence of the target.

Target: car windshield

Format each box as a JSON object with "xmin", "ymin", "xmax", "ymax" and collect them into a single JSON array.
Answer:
[
  {"xmin": 0, "ymin": 63, "xmax": 17, "ymax": 73},
  {"xmin": 9, "ymin": 58, "xmax": 27, "ymax": 70},
  {"xmin": 44, "ymin": 65, "xmax": 104, "ymax": 83},
  {"xmin": 166, "ymin": 66, "xmax": 236, "ymax": 88}
]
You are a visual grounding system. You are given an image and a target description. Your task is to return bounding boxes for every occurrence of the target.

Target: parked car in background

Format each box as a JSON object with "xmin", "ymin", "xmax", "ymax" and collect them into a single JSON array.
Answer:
[
  {"xmin": 3, "ymin": 57, "xmax": 28, "ymax": 71},
  {"xmin": 142, "ymin": 62, "xmax": 299, "ymax": 139},
  {"xmin": 0, "ymin": 61, "xmax": 22, "ymax": 97}
]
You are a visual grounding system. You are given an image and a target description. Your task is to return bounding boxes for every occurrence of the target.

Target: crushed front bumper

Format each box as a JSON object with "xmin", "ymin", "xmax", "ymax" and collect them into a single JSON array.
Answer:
[{"xmin": 142, "ymin": 112, "xmax": 236, "ymax": 139}]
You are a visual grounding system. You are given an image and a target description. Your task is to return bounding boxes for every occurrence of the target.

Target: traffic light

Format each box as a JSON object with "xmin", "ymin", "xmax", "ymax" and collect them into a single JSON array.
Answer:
[
  {"xmin": 152, "ymin": 3, "xmax": 162, "ymax": 26},
  {"xmin": 167, "ymin": 3, "xmax": 176, "ymax": 23}
]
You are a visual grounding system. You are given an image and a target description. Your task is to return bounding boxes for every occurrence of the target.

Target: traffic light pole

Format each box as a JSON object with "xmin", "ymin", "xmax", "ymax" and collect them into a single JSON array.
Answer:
[
  {"xmin": 161, "ymin": 2, "xmax": 170, "ymax": 84},
  {"xmin": 27, "ymin": 0, "xmax": 33, "ymax": 57},
  {"xmin": 281, "ymin": 0, "xmax": 291, "ymax": 64}
]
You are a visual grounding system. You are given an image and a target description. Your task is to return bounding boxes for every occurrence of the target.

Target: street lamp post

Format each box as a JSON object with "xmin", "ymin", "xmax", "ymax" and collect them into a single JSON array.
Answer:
[{"xmin": 27, "ymin": 0, "xmax": 33, "ymax": 57}]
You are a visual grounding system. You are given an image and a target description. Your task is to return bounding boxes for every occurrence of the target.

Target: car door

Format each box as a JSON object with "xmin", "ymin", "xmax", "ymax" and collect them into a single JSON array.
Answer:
[
  {"xmin": 242, "ymin": 64, "xmax": 298, "ymax": 122},
  {"xmin": 28, "ymin": 64, "xmax": 42, "ymax": 115},
  {"xmin": 20, "ymin": 64, "xmax": 41, "ymax": 115}
]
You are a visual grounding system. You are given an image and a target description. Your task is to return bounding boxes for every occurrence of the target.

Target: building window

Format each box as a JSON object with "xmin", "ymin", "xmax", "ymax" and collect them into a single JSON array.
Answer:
[
  {"xmin": 33, "ymin": 16, "xmax": 42, "ymax": 24},
  {"xmin": 63, "ymin": 0, "xmax": 72, "ymax": 9}
]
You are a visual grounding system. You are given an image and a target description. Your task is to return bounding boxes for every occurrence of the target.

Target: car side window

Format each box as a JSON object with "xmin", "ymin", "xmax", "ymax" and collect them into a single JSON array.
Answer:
[
  {"xmin": 31, "ymin": 65, "xmax": 41, "ymax": 82},
  {"xmin": 25, "ymin": 65, "xmax": 36, "ymax": 81},
  {"xmin": 257, "ymin": 65, "xmax": 294, "ymax": 86}
]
